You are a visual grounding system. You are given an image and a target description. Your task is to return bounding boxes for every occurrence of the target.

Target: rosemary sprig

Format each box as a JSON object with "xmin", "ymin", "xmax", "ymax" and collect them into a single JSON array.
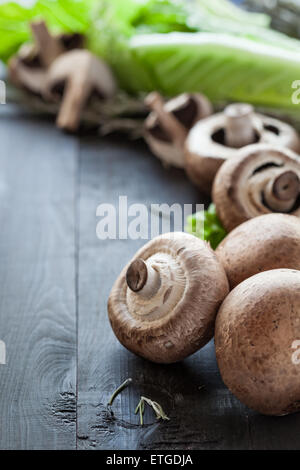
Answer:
[
  {"xmin": 135, "ymin": 396, "xmax": 170, "ymax": 425},
  {"xmin": 107, "ymin": 378, "xmax": 133, "ymax": 407}
]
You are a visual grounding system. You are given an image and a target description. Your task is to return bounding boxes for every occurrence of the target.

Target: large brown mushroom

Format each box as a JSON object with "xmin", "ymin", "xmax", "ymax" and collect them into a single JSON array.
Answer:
[
  {"xmin": 144, "ymin": 91, "xmax": 212, "ymax": 168},
  {"xmin": 212, "ymin": 144, "xmax": 300, "ymax": 232},
  {"xmin": 108, "ymin": 232, "xmax": 229, "ymax": 363},
  {"xmin": 185, "ymin": 103, "xmax": 300, "ymax": 194},
  {"xmin": 44, "ymin": 49, "xmax": 117, "ymax": 131},
  {"xmin": 215, "ymin": 269, "xmax": 300, "ymax": 416},
  {"xmin": 216, "ymin": 213, "xmax": 300, "ymax": 289},
  {"xmin": 8, "ymin": 21, "xmax": 84, "ymax": 96}
]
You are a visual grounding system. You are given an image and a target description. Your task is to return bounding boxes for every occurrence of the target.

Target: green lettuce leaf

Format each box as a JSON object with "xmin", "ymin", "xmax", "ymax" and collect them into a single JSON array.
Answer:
[
  {"xmin": 127, "ymin": 31, "xmax": 300, "ymax": 112},
  {"xmin": 185, "ymin": 203, "xmax": 227, "ymax": 250},
  {"xmin": 87, "ymin": 0, "xmax": 300, "ymax": 116},
  {"xmin": 0, "ymin": 0, "xmax": 94, "ymax": 62},
  {"xmin": 1, "ymin": 0, "xmax": 300, "ymax": 120}
]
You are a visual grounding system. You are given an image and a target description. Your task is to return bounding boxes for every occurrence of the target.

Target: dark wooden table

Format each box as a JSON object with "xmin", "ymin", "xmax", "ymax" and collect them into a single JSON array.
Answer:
[{"xmin": 0, "ymin": 104, "xmax": 299, "ymax": 450}]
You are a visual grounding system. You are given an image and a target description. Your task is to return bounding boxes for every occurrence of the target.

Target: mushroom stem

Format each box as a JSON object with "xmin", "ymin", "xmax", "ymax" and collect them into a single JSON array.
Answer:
[
  {"xmin": 126, "ymin": 258, "xmax": 161, "ymax": 299},
  {"xmin": 30, "ymin": 21, "xmax": 63, "ymax": 67},
  {"xmin": 224, "ymin": 103, "xmax": 256, "ymax": 148},
  {"xmin": 272, "ymin": 171, "xmax": 300, "ymax": 201},
  {"xmin": 145, "ymin": 92, "xmax": 187, "ymax": 144},
  {"xmin": 56, "ymin": 76, "xmax": 90, "ymax": 131},
  {"xmin": 264, "ymin": 170, "xmax": 300, "ymax": 212}
]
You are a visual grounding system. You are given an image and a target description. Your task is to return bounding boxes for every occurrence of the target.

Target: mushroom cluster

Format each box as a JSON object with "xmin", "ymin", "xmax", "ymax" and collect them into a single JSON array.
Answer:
[
  {"xmin": 8, "ymin": 21, "xmax": 117, "ymax": 132},
  {"xmin": 212, "ymin": 213, "xmax": 300, "ymax": 415},
  {"xmin": 108, "ymin": 232, "xmax": 229, "ymax": 363},
  {"xmin": 185, "ymin": 103, "xmax": 300, "ymax": 194},
  {"xmin": 9, "ymin": 21, "xmax": 84, "ymax": 96},
  {"xmin": 143, "ymin": 97, "xmax": 300, "ymax": 206},
  {"xmin": 108, "ymin": 214, "xmax": 300, "ymax": 416}
]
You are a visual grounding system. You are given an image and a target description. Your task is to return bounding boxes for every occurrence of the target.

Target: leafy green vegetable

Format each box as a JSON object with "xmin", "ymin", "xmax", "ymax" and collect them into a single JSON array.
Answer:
[
  {"xmin": 88, "ymin": 0, "xmax": 274, "ymax": 91},
  {"xmin": 1, "ymin": 0, "xmax": 300, "ymax": 119},
  {"xmin": 185, "ymin": 204, "xmax": 227, "ymax": 250},
  {"xmin": 87, "ymin": 0, "xmax": 300, "ymax": 116},
  {"xmin": 128, "ymin": 31, "xmax": 300, "ymax": 112},
  {"xmin": 0, "ymin": 0, "xmax": 95, "ymax": 62}
]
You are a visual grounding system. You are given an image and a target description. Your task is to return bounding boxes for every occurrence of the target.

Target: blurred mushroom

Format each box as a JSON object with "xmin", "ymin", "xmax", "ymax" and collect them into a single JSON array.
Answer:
[
  {"xmin": 144, "ymin": 92, "xmax": 212, "ymax": 168},
  {"xmin": 44, "ymin": 49, "xmax": 117, "ymax": 131},
  {"xmin": 212, "ymin": 144, "xmax": 300, "ymax": 232},
  {"xmin": 215, "ymin": 269, "xmax": 300, "ymax": 416},
  {"xmin": 8, "ymin": 21, "xmax": 84, "ymax": 96},
  {"xmin": 185, "ymin": 103, "xmax": 300, "ymax": 194},
  {"xmin": 108, "ymin": 232, "xmax": 229, "ymax": 363},
  {"xmin": 30, "ymin": 21, "xmax": 65, "ymax": 67},
  {"xmin": 216, "ymin": 213, "xmax": 300, "ymax": 288}
]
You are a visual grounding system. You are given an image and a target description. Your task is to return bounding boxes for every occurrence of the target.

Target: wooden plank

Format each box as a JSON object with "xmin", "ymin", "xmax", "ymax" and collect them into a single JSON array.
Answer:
[
  {"xmin": 246, "ymin": 413, "xmax": 300, "ymax": 450},
  {"xmin": 0, "ymin": 109, "xmax": 77, "ymax": 449},
  {"xmin": 76, "ymin": 135, "xmax": 252, "ymax": 450},
  {"xmin": 1, "ymin": 105, "xmax": 299, "ymax": 449}
]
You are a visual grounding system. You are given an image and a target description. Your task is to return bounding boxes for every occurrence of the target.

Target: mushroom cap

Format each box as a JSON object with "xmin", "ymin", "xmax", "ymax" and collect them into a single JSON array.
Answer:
[
  {"xmin": 215, "ymin": 269, "xmax": 300, "ymax": 416},
  {"xmin": 216, "ymin": 213, "xmax": 300, "ymax": 289},
  {"xmin": 185, "ymin": 111, "xmax": 300, "ymax": 194},
  {"xmin": 212, "ymin": 144, "xmax": 300, "ymax": 232},
  {"xmin": 45, "ymin": 49, "xmax": 117, "ymax": 100},
  {"xmin": 8, "ymin": 29, "xmax": 85, "ymax": 97},
  {"xmin": 9, "ymin": 55, "xmax": 47, "ymax": 95},
  {"xmin": 184, "ymin": 112, "xmax": 260, "ymax": 194},
  {"xmin": 262, "ymin": 115, "xmax": 300, "ymax": 153},
  {"xmin": 108, "ymin": 232, "xmax": 229, "ymax": 363},
  {"xmin": 145, "ymin": 93, "xmax": 212, "ymax": 168}
]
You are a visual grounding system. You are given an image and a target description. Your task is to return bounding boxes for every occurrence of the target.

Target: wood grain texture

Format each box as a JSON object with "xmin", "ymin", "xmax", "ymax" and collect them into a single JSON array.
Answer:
[
  {"xmin": 75, "ymin": 135, "xmax": 254, "ymax": 450},
  {"xmin": 0, "ymin": 105, "xmax": 300, "ymax": 450},
  {"xmin": 0, "ymin": 109, "xmax": 77, "ymax": 449}
]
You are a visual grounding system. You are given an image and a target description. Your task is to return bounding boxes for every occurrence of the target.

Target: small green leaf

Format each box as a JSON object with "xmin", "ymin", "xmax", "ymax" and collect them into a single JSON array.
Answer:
[{"xmin": 185, "ymin": 203, "xmax": 227, "ymax": 250}]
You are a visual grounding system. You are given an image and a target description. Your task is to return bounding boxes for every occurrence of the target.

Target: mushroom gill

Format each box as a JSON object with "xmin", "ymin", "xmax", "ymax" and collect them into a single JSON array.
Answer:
[
  {"xmin": 184, "ymin": 104, "xmax": 300, "ymax": 195},
  {"xmin": 107, "ymin": 232, "xmax": 229, "ymax": 363},
  {"xmin": 212, "ymin": 144, "xmax": 300, "ymax": 232}
]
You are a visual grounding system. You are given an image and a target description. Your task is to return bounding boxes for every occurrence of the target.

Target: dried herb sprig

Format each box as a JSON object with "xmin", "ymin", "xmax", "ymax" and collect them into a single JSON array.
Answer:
[
  {"xmin": 107, "ymin": 378, "xmax": 133, "ymax": 407},
  {"xmin": 135, "ymin": 396, "xmax": 170, "ymax": 426}
]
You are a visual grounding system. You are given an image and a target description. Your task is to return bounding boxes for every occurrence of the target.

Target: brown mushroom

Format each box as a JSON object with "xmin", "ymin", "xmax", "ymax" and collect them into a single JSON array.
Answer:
[
  {"xmin": 216, "ymin": 213, "xmax": 300, "ymax": 289},
  {"xmin": 212, "ymin": 144, "xmax": 300, "ymax": 232},
  {"xmin": 8, "ymin": 21, "xmax": 84, "ymax": 96},
  {"xmin": 44, "ymin": 49, "xmax": 117, "ymax": 131},
  {"xmin": 108, "ymin": 232, "xmax": 229, "ymax": 363},
  {"xmin": 144, "ymin": 92, "xmax": 212, "ymax": 168},
  {"xmin": 184, "ymin": 103, "xmax": 300, "ymax": 194},
  {"xmin": 215, "ymin": 269, "xmax": 300, "ymax": 416}
]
